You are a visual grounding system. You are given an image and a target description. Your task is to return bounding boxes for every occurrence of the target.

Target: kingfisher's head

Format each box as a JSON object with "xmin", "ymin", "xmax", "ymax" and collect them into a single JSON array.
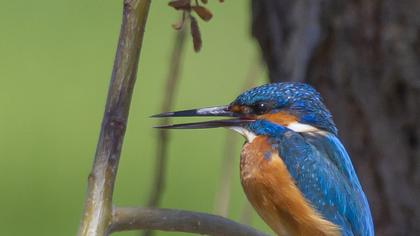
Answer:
[{"xmin": 153, "ymin": 82, "xmax": 337, "ymax": 141}]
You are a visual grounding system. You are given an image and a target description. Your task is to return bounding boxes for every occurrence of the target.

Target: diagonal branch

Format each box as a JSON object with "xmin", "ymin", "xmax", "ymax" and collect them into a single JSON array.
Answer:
[
  {"xmin": 77, "ymin": 1, "xmax": 151, "ymax": 235},
  {"xmin": 111, "ymin": 207, "xmax": 270, "ymax": 236},
  {"xmin": 77, "ymin": 1, "xmax": 270, "ymax": 236}
]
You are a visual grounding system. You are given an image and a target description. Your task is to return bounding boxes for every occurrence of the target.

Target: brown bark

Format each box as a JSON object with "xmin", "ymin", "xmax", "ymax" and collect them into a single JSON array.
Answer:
[
  {"xmin": 111, "ymin": 207, "xmax": 269, "ymax": 236},
  {"xmin": 251, "ymin": 0, "xmax": 420, "ymax": 235},
  {"xmin": 77, "ymin": 1, "xmax": 269, "ymax": 235},
  {"xmin": 77, "ymin": 1, "xmax": 151, "ymax": 235}
]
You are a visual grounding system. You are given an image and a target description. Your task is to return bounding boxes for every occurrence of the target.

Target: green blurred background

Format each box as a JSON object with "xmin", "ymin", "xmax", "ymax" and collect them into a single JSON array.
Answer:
[{"xmin": 0, "ymin": 1, "xmax": 272, "ymax": 235}]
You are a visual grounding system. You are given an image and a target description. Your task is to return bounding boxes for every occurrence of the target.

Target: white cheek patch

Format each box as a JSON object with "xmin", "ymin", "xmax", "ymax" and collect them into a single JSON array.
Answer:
[
  {"xmin": 287, "ymin": 122, "xmax": 319, "ymax": 132},
  {"xmin": 228, "ymin": 122, "xmax": 320, "ymax": 142},
  {"xmin": 228, "ymin": 127, "xmax": 257, "ymax": 142}
]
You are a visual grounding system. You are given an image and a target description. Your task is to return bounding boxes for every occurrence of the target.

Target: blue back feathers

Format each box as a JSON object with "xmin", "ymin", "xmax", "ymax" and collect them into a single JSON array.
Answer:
[
  {"xmin": 248, "ymin": 120, "xmax": 374, "ymax": 236},
  {"xmin": 233, "ymin": 82, "xmax": 338, "ymax": 134}
]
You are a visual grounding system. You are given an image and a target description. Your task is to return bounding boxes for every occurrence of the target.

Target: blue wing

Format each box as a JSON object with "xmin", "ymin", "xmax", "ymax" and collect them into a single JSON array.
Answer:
[{"xmin": 268, "ymin": 128, "xmax": 374, "ymax": 236}]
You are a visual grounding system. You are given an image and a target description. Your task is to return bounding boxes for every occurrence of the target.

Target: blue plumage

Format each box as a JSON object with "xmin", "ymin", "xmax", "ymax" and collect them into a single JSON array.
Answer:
[
  {"xmin": 154, "ymin": 82, "xmax": 374, "ymax": 236},
  {"xmin": 242, "ymin": 84, "xmax": 374, "ymax": 236},
  {"xmin": 233, "ymin": 82, "xmax": 338, "ymax": 134},
  {"xmin": 301, "ymin": 132, "xmax": 374, "ymax": 236}
]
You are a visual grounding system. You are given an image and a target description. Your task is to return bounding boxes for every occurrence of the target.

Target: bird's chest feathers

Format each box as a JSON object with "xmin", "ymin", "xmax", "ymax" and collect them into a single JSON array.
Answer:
[
  {"xmin": 240, "ymin": 136, "xmax": 289, "ymax": 187},
  {"xmin": 240, "ymin": 136, "xmax": 339, "ymax": 236},
  {"xmin": 240, "ymin": 136, "xmax": 298, "ymax": 235}
]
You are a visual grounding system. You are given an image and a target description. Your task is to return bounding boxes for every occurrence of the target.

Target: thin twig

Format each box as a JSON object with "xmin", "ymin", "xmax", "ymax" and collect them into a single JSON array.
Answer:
[
  {"xmin": 77, "ymin": 1, "xmax": 151, "ymax": 235},
  {"xmin": 111, "ymin": 207, "xmax": 270, "ymax": 236},
  {"xmin": 142, "ymin": 20, "xmax": 187, "ymax": 236},
  {"xmin": 147, "ymin": 24, "xmax": 187, "ymax": 208},
  {"xmin": 213, "ymin": 58, "xmax": 263, "ymax": 216}
]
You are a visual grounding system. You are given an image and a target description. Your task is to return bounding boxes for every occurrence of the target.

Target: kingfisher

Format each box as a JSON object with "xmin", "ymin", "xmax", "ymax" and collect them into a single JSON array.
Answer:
[{"xmin": 153, "ymin": 82, "xmax": 374, "ymax": 236}]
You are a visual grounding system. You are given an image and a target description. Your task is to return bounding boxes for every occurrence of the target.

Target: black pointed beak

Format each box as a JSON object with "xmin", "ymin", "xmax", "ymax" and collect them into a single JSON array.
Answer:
[
  {"xmin": 152, "ymin": 105, "xmax": 254, "ymax": 129},
  {"xmin": 151, "ymin": 105, "xmax": 236, "ymax": 118}
]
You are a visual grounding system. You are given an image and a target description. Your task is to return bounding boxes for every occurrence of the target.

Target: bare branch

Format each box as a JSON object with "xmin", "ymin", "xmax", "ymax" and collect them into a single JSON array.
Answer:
[
  {"xmin": 77, "ymin": 1, "xmax": 270, "ymax": 236},
  {"xmin": 111, "ymin": 207, "xmax": 270, "ymax": 236},
  {"xmin": 77, "ymin": 1, "xmax": 151, "ymax": 235}
]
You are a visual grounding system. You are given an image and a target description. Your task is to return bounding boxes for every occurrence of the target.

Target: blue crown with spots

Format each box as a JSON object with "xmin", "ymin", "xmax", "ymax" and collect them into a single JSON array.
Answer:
[{"xmin": 232, "ymin": 82, "xmax": 338, "ymax": 135}]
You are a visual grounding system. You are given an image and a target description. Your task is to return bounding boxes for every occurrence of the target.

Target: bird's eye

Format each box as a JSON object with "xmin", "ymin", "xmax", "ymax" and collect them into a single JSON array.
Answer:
[{"xmin": 253, "ymin": 101, "xmax": 274, "ymax": 115}]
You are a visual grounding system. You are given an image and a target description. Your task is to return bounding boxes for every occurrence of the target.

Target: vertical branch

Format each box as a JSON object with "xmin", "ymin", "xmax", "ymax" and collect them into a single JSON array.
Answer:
[
  {"xmin": 142, "ymin": 23, "xmax": 187, "ymax": 236},
  {"xmin": 147, "ymin": 26, "xmax": 187, "ymax": 208},
  {"xmin": 213, "ymin": 59, "xmax": 263, "ymax": 216},
  {"xmin": 77, "ymin": 1, "xmax": 151, "ymax": 236}
]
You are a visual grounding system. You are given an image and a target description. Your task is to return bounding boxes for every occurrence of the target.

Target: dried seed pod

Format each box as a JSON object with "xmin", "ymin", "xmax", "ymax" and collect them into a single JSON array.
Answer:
[
  {"xmin": 190, "ymin": 15, "xmax": 202, "ymax": 52},
  {"xmin": 168, "ymin": 0, "xmax": 190, "ymax": 10},
  {"xmin": 192, "ymin": 6, "xmax": 213, "ymax": 21}
]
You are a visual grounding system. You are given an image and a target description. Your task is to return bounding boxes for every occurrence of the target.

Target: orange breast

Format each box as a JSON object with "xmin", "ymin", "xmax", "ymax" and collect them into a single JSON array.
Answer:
[{"xmin": 240, "ymin": 136, "xmax": 340, "ymax": 236}]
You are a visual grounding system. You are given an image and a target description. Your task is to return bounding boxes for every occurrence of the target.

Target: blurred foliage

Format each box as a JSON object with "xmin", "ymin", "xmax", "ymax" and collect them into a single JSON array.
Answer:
[{"xmin": 0, "ymin": 0, "xmax": 270, "ymax": 235}]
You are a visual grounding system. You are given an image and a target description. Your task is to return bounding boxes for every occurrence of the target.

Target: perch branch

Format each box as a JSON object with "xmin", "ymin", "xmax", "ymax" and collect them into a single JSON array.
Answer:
[
  {"xmin": 77, "ymin": 1, "xmax": 151, "ymax": 235},
  {"xmin": 111, "ymin": 207, "xmax": 270, "ymax": 236}
]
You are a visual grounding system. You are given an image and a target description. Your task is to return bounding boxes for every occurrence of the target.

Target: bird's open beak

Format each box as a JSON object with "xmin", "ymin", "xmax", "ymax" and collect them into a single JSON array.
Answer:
[{"xmin": 152, "ymin": 105, "xmax": 254, "ymax": 129}]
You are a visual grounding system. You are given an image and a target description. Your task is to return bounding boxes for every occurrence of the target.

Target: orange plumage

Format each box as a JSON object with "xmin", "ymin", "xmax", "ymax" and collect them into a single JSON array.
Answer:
[
  {"xmin": 240, "ymin": 136, "xmax": 340, "ymax": 236},
  {"xmin": 259, "ymin": 112, "xmax": 298, "ymax": 127}
]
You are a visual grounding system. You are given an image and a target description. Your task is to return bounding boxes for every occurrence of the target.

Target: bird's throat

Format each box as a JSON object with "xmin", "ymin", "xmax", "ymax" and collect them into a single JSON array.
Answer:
[{"xmin": 228, "ymin": 126, "xmax": 257, "ymax": 142}]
